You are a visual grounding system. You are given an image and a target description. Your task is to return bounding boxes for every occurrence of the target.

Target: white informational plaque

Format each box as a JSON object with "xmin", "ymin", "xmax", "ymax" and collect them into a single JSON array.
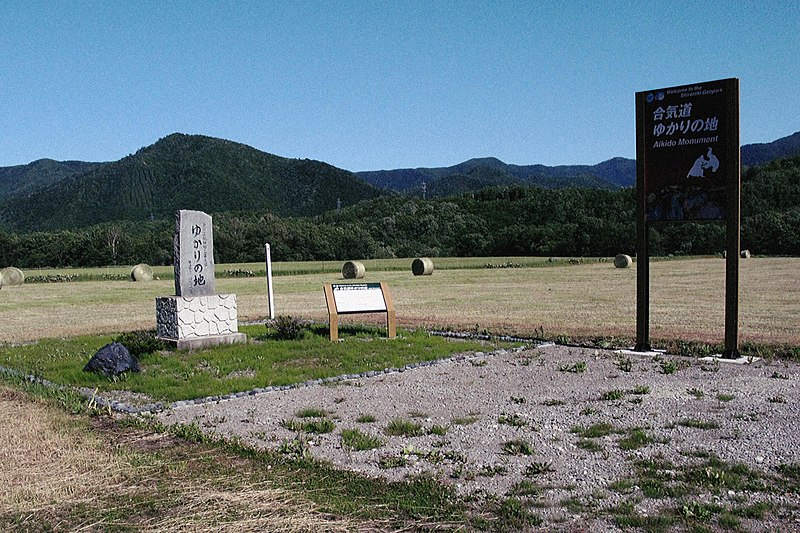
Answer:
[
  {"xmin": 323, "ymin": 282, "xmax": 396, "ymax": 341},
  {"xmin": 332, "ymin": 283, "xmax": 387, "ymax": 313}
]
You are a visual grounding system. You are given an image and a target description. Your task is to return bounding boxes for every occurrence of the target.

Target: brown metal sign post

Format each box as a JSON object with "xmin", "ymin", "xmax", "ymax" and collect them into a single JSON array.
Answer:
[{"xmin": 635, "ymin": 78, "xmax": 740, "ymax": 356}]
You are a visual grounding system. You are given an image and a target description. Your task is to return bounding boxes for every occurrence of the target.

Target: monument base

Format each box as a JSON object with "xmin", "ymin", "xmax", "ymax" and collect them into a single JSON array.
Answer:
[
  {"xmin": 161, "ymin": 332, "xmax": 247, "ymax": 351},
  {"xmin": 156, "ymin": 294, "xmax": 246, "ymax": 351}
]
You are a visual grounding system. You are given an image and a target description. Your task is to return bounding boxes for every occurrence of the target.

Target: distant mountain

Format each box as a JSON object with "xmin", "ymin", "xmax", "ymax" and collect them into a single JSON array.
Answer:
[
  {"xmin": 2, "ymin": 130, "xmax": 798, "ymax": 231},
  {"xmin": 356, "ymin": 156, "xmax": 634, "ymax": 196},
  {"xmin": 742, "ymin": 131, "xmax": 800, "ymax": 166},
  {"xmin": 0, "ymin": 159, "xmax": 103, "ymax": 201},
  {"xmin": 357, "ymin": 131, "xmax": 800, "ymax": 197},
  {"xmin": 0, "ymin": 133, "xmax": 384, "ymax": 232}
]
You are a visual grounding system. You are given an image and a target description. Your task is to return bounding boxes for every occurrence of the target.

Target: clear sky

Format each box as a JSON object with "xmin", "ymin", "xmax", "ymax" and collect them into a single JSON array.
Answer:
[{"xmin": 2, "ymin": 0, "xmax": 798, "ymax": 171}]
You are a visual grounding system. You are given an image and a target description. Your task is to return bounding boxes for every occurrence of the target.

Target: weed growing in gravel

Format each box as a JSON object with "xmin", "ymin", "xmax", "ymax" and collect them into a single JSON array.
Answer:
[
  {"xmin": 493, "ymin": 497, "xmax": 543, "ymax": 530},
  {"xmin": 452, "ymin": 414, "xmax": 480, "ymax": 425},
  {"xmin": 385, "ymin": 418, "xmax": 426, "ymax": 437},
  {"xmin": 576, "ymin": 439, "xmax": 605, "ymax": 453},
  {"xmin": 630, "ymin": 385, "xmax": 650, "ymax": 395},
  {"xmin": 559, "ymin": 361, "xmax": 587, "ymax": 373},
  {"xmin": 687, "ymin": 387, "xmax": 705, "ymax": 399},
  {"xmin": 277, "ymin": 437, "xmax": 313, "ymax": 461},
  {"xmin": 498, "ymin": 412, "xmax": 527, "ymax": 427},
  {"xmin": 341, "ymin": 428, "xmax": 384, "ymax": 451},
  {"xmin": 542, "ymin": 398, "xmax": 566, "ymax": 406},
  {"xmin": 356, "ymin": 414, "xmax": 376, "ymax": 423},
  {"xmin": 386, "ymin": 418, "xmax": 445, "ymax": 437},
  {"xmin": 659, "ymin": 360, "xmax": 678, "ymax": 374},
  {"xmin": 580, "ymin": 407, "xmax": 600, "ymax": 416},
  {"xmin": 571, "ymin": 422, "xmax": 619, "ymax": 438},
  {"xmin": 377, "ymin": 454, "xmax": 409, "ymax": 469},
  {"xmin": 618, "ymin": 428, "xmax": 658, "ymax": 450},
  {"xmin": 525, "ymin": 462, "xmax": 553, "ymax": 476},
  {"xmin": 429, "ymin": 425, "xmax": 448, "ymax": 436},
  {"xmin": 296, "ymin": 407, "xmax": 327, "ymax": 418},
  {"xmin": 616, "ymin": 356, "xmax": 633, "ymax": 372},
  {"xmin": 509, "ymin": 480, "xmax": 542, "ymax": 497},
  {"xmin": 677, "ymin": 418, "xmax": 720, "ymax": 430},
  {"xmin": 716, "ymin": 393, "xmax": 735, "ymax": 402},
  {"xmin": 601, "ymin": 389, "xmax": 626, "ymax": 401},
  {"xmin": 502, "ymin": 439, "xmax": 535, "ymax": 456},
  {"xmin": 281, "ymin": 418, "xmax": 336, "ymax": 434},
  {"xmin": 478, "ymin": 464, "xmax": 508, "ymax": 477}
]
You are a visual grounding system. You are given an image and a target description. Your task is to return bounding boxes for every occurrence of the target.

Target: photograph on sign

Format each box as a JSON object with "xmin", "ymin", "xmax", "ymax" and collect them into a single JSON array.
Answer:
[
  {"xmin": 332, "ymin": 283, "xmax": 387, "ymax": 313},
  {"xmin": 640, "ymin": 78, "xmax": 736, "ymax": 222}
]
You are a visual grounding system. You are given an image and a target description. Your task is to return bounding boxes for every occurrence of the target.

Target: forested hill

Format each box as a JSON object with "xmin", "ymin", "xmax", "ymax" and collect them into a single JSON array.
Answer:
[
  {"xmin": 0, "ymin": 134, "xmax": 384, "ymax": 232},
  {"xmin": 0, "ymin": 159, "xmax": 102, "ymax": 201},
  {"xmin": 356, "ymin": 131, "xmax": 800, "ymax": 195},
  {"xmin": 741, "ymin": 131, "xmax": 800, "ymax": 166}
]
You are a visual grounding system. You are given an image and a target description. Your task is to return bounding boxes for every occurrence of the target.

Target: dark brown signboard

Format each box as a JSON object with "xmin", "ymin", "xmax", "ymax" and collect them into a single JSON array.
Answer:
[
  {"xmin": 634, "ymin": 77, "xmax": 741, "ymax": 357},
  {"xmin": 638, "ymin": 78, "xmax": 738, "ymax": 222}
]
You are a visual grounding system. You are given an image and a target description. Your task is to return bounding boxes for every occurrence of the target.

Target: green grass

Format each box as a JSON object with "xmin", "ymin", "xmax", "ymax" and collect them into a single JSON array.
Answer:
[
  {"xmin": 601, "ymin": 389, "xmax": 626, "ymax": 401},
  {"xmin": 385, "ymin": 418, "xmax": 426, "ymax": 437},
  {"xmin": 452, "ymin": 414, "xmax": 480, "ymax": 425},
  {"xmin": 0, "ymin": 325, "xmax": 514, "ymax": 403},
  {"xmin": 502, "ymin": 439, "xmax": 535, "ymax": 456},
  {"xmin": 677, "ymin": 418, "xmax": 720, "ymax": 430},
  {"xmin": 618, "ymin": 428, "xmax": 658, "ymax": 450},
  {"xmin": 341, "ymin": 428, "xmax": 384, "ymax": 451},
  {"xmin": 571, "ymin": 422, "xmax": 619, "ymax": 438},
  {"xmin": 281, "ymin": 417, "xmax": 336, "ymax": 434}
]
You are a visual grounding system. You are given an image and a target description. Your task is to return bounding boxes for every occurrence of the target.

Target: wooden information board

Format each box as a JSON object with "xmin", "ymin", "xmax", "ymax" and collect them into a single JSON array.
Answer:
[{"xmin": 323, "ymin": 282, "xmax": 396, "ymax": 341}]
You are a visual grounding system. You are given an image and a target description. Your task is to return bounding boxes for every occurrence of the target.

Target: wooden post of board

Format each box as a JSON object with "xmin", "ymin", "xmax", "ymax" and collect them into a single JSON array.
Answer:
[
  {"xmin": 323, "ymin": 284, "xmax": 339, "ymax": 341},
  {"xmin": 324, "ymin": 282, "xmax": 396, "ymax": 341},
  {"xmin": 380, "ymin": 281, "xmax": 397, "ymax": 339}
]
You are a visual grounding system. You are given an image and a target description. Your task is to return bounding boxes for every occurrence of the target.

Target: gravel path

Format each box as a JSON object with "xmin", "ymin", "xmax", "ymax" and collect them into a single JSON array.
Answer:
[{"xmin": 156, "ymin": 343, "xmax": 800, "ymax": 529}]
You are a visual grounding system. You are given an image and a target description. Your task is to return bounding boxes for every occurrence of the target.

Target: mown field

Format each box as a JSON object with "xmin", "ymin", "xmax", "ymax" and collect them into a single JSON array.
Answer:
[{"xmin": 2, "ymin": 256, "xmax": 798, "ymax": 347}]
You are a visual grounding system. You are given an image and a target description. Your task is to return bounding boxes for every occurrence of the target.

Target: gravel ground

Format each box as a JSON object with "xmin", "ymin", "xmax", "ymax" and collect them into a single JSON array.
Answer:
[{"xmin": 156, "ymin": 343, "xmax": 800, "ymax": 529}]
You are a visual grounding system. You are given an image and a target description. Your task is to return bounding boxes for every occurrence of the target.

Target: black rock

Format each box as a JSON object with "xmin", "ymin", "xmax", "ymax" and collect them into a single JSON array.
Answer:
[{"xmin": 83, "ymin": 342, "xmax": 140, "ymax": 377}]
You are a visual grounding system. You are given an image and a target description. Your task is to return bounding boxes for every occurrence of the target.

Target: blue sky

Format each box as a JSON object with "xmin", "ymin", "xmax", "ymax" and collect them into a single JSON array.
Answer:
[{"xmin": 2, "ymin": 1, "xmax": 798, "ymax": 171}]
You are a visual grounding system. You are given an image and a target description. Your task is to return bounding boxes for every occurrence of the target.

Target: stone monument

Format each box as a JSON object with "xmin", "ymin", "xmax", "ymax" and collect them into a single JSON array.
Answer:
[{"xmin": 156, "ymin": 210, "xmax": 246, "ymax": 350}]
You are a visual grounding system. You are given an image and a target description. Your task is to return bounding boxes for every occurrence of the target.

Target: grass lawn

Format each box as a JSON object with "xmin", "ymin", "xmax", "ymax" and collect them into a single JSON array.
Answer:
[{"xmin": 0, "ymin": 324, "xmax": 516, "ymax": 403}]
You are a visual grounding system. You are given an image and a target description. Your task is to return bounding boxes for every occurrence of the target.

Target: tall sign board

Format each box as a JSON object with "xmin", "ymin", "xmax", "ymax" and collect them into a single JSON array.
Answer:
[{"xmin": 635, "ymin": 78, "xmax": 740, "ymax": 356}]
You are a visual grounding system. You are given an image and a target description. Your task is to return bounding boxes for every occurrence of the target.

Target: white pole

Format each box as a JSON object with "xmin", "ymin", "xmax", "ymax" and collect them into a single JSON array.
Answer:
[{"xmin": 265, "ymin": 243, "xmax": 275, "ymax": 319}]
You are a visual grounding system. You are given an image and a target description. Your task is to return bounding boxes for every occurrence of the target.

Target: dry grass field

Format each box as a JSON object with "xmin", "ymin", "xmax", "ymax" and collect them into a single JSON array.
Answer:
[
  {"xmin": 1, "ymin": 257, "xmax": 797, "ymax": 347},
  {"xmin": 0, "ymin": 385, "xmax": 361, "ymax": 531}
]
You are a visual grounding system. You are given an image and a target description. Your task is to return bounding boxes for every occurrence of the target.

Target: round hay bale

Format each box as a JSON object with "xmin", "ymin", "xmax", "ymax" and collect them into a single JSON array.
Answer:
[
  {"xmin": 130, "ymin": 263, "xmax": 154, "ymax": 282},
  {"xmin": 342, "ymin": 261, "xmax": 366, "ymax": 280},
  {"xmin": 1, "ymin": 266, "xmax": 24, "ymax": 286},
  {"xmin": 740, "ymin": 249, "xmax": 751, "ymax": 259},
  {"xmin": 411, "ymin": 257, "xmax": 434, "ymax": 276},
  {"xmin": 613, "ymin": 254, "xmax": 633, "ymax": 268}
]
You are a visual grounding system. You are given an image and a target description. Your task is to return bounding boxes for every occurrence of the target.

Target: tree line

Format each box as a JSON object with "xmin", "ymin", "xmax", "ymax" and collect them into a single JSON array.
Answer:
[{"xmin": 1, "ymin": 156, "xmax": 798, "ymax": 269}]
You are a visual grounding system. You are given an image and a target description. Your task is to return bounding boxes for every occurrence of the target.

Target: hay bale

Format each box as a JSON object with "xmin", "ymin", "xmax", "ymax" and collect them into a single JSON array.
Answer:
[
  {"xmin": 740, "ymin": 250, "xmax": 751, "ymax": 258},
  {"xmin": 1, "ymin": 266, "xmax": 24, "ymax": 286},
  {"xmin": 411, "ymin": 257, "xmax": 434, "ymax": 276},
  {"xmin": 613, "ymin": 254, "xmax": 633, "ymax": 268},
  {"xmin": 342, "ymin": 261, "xmax": 366, "ymax": 279},
  {"xmin": 130, "ymin": 263, "xmax": 154, "ymax": 282}
]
